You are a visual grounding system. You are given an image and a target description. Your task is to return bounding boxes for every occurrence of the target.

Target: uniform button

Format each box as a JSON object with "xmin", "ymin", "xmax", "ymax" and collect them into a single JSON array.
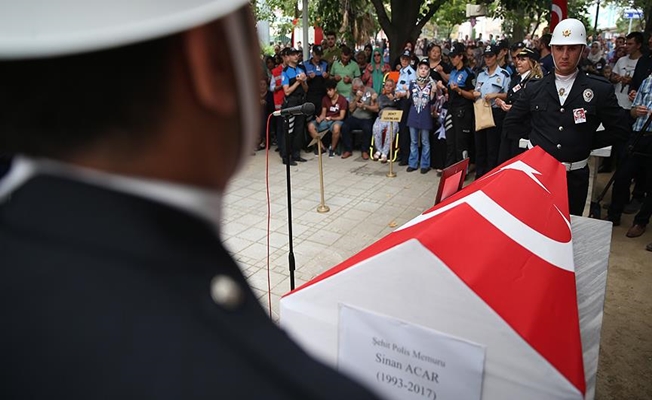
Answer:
[
  {"xmin": 210, "ymin": 275, "xmax": 244, "ymax": 310},
  {"xmin": 557, "ymin": 144, "xmax": 562, "ymax": 149},
  {"xmin": 535, "ymin": 105, "xmax": 539, "ymax": 110},
  {"xmin": 560, "ymin": 108, "xmax": 565, "ymax": 113},
  {"xmin": 558, "ymin": 126, "xmax": 564, "ymax": 131}
]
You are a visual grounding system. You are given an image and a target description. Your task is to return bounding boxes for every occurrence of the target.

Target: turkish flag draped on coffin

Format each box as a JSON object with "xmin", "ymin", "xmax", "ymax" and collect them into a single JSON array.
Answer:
[{"xmin": 281, "ymin": 147, "xmax": 586, "ymax": 400}]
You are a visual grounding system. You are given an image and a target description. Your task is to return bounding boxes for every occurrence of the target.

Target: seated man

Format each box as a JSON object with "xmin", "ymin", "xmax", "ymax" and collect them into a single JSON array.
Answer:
[
  {"xmin": 372, "ymin": 78, "xmax": 400, "ymax": 162},
  {"xmin": 341, "ymin": 78, "xmax": 379, "ymax": 159},
  {"xmin": 307, "ymin": 79, "xmax": 348, "ymax": 158}
]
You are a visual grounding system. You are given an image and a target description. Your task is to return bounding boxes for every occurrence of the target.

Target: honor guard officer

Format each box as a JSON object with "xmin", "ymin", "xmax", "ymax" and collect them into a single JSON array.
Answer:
[
  {"xmin": 0, "ymin": 1, "xmax": 381, "ymax": 399},
  {"xmin": 503, "ymin": 18, "xmax": 629, "ymax": 215}
]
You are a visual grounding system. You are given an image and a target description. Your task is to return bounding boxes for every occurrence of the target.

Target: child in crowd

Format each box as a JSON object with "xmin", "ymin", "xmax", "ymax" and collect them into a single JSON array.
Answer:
[
  {"xmin": 372, "ymin": 79, "xmax": 400, "ymax": 162},
  {"xmin": 406, "ymin": 60, "xmax": 436, "ymax": 173}
]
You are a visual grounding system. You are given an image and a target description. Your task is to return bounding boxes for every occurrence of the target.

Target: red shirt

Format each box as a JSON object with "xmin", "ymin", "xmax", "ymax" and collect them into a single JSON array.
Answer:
[
  {"xmin": 321, "ymin": 94, "xmax": 348, "ymax": 119},
  {"xmin": 271, "ymin": 64, "xmax": 285, "ymax": 110}
]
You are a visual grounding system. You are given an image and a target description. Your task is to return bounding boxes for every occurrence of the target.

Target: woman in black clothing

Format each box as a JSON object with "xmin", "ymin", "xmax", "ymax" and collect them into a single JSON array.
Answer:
[
  {"xmin": 393, "ymin": 40, "xmax": 420, "ymax": 71},
  {"xmin": 426, "ymin": 42, "xmax": 453, "ymax": 171},
  {"xmin": 443, "ymin": 43, "xmax": 476, "ymax": 167},
  {"xmin": 496, "ymin": 47, "xmax": 543, "ymax": 162}
]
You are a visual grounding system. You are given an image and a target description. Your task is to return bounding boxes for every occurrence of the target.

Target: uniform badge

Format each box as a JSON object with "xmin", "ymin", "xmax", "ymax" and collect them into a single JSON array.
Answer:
[
  {"xmin": 513, "ymin": 84, "xmax": 522, "ymax": 92},
  {"xmin": 583, "ymin": 89, "xmax": 594, "ymax": 102},
  {"xmin": 573, "ymin": 108, "xmax": 587, "ymax": 124},
  {"xmin": 496, "ymin": 77, "xmax": 501, "ymax": 84},
  {"xmin": 562, "ymin": 29, "xmax": 571, "ymax": 37}
]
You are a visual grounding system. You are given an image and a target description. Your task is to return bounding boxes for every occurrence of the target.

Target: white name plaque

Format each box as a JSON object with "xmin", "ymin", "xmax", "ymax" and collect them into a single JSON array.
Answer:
[{"xmin": 338, "ymin": 304, "xmax": 486, "ymax": 400}]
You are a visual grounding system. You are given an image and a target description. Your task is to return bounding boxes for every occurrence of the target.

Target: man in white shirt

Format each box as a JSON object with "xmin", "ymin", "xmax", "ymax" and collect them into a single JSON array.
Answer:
[{"xmin": 612, "ymin": 32, "xmax": 643, "ymax": 110}]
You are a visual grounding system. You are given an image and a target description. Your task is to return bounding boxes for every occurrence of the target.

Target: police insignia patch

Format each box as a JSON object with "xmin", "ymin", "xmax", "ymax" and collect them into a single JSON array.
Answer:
[
  {"xmin": 562, "ymin": 29, "xmax": 571, "ymax": 37},
  {"xmin": 583, "ymin": 89, "xmax": 594, "ymax": 102}
]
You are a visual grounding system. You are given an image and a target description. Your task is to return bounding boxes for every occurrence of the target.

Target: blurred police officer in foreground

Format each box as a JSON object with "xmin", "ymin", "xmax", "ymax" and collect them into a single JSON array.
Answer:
[
  {"xmin": 503, "ymin": 18, "xmax": 628, "ymax": 216},
  {"xmin": 0, "ymin": 1, "xmax": 380, "ymax": 399}
]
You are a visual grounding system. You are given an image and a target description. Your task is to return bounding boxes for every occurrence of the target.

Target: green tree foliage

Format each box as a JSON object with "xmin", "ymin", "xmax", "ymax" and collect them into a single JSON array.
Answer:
[
  {"xmin": 432, "ymin": 0, "xmax": 468, "ymax": 40},
  {"xmin": 604, "ymin": 0, "xmax": 650, "ymax": 34},
  {"xmin": 370, "ymin": 0, "xmax": 446, "ymax": 62},
  {"xmin": 490, "ymin": 0, "xmax": 591, "ymax": 41},
  {"xmin": 316, "ymin": 0, "xmax": 379, "ymax": 46}
]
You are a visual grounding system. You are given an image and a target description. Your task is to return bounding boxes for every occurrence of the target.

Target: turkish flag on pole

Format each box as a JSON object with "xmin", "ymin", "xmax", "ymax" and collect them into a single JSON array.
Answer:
[{"xmin": 551, "ymin": 0, "xmax": 568, "ymax": 32}]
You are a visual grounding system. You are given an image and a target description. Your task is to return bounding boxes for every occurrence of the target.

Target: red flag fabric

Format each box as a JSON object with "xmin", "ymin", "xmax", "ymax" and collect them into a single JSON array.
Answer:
[
  {"xmin": 314, "ymin": 27, "xmax": 323, "ymax": 46},
  {"xmin": 551, "ymin": 0, "xmax": 568, "ymax": 32},
  {"xmin": 282, "ymin": 147, "xmax": 586, "ymax": 398}
]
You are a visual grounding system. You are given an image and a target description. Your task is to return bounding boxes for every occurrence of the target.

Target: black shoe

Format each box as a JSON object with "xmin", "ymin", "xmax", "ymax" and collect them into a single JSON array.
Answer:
[
  {"xmin": 295, "ymin": 157, "xmax": 308, "ymax": 162},
  {"xmin": 604, "ymin": 215, "xmax": 621, "ymax": 227},
  {"xmin": 399, "ymin": 161, "xmax": 408, "ymax": 166},
  {"xmin": 420, "ymin": 168, "xmax": 429, "ymax": 174},
  {"xmin": 406, "ymin": 167, "xmax": 417, "ymax": 172},
  {"xmin": 282, "ymin": 158, "xmax": 297, "ymax": 166}
]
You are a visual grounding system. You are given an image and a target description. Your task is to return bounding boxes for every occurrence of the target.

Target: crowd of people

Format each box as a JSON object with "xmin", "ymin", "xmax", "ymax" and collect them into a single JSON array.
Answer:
[{"xmin": 257, "ymin": 23, "xmax": 651, "ymax": 251}]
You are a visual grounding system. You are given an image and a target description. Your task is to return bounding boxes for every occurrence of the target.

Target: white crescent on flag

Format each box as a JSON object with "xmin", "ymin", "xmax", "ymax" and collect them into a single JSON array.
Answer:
[
  {"xmin": 552, "ymin": 4, "xmax": 564, "ymax": 24},
  {"xmin": 281, "ymin": 147, "xmax": 585, "ymax": 399}
]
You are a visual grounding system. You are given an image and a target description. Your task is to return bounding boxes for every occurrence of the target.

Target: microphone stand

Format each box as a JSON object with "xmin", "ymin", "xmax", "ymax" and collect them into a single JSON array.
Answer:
[{"xmin": 283, "ymin": 114, "xmax": 297, "ymax": 291}]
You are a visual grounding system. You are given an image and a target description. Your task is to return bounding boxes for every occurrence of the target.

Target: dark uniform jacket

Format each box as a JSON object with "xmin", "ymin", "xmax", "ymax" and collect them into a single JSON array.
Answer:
[
  {"xmin": 505, "ymin": 73, "xmax": 537, "ymax": 105},
  {"xmin": 503, "ymin": 71, "xmax": 629, "ymax": 163},
  {"xmin": 0, "ymin": 175, "xmax": 380, "ymax": 400}
]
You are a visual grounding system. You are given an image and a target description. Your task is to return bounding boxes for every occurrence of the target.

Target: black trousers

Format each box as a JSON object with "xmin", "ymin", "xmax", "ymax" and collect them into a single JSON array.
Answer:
[
  {"xmin": 608, "ymin": 134, "xmax": 652, "ymax": 221},
  {"xmin": 342, "ymin": 116, "xmax": 373, "ymax": 153},
  {"xmin": 474, "ymin": 108, "xmax": 505, "ymax": 178},
  {"xmin": 567, "ymin": 166, "xmax": 590, "ymax": 216},
  {"xmin": 446, "ymin": 106, "xmax": 474, "ymax": 167},
  {"xmin": 278, "ymin": 96, "xmax": 305, "ymax": 160}
]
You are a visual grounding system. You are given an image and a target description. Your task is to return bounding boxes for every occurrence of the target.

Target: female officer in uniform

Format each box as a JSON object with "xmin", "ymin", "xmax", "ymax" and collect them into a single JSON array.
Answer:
[
  {"xmin": 496, "ymin": 47, "xmax": 544, "ymax": 163},
  {"xmin": 472, "ymin": 44, "xmax": 511, "ymax": 178},
  {"xmin": 503, "ymin": 18, "xmax": 628, "ymax": 215},
  {"xmin": 445, "ymin": 43, "xmax": 476, "ymax": 167}
]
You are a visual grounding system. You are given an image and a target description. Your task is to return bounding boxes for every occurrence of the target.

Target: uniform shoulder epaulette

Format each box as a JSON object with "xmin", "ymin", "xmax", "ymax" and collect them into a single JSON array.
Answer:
[
  {"xmin": 282, "ymin": 65, "xmax": 289, "ymax": 73},
  {"xmin": 501, "ymin": 69, "xmax": 510, "ymax": 78},
  {"xmin": 524, "ymin": 77, "xmax": 544, "ymax": 91},
  {"xmin": 585, "ymin": 73, "xmax": 610, "ymax": 84}
]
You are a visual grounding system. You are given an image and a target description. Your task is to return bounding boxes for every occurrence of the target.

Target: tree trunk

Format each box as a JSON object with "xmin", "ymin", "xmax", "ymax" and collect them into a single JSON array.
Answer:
[
  {"xmin": 371, "ymin": 0, "xmax": 442, "ymax": 63},
  {"xmin": 645, "ymin": 6, "xmax": 652, "ymax": 36},
  {"xmin": 387, "ymin": 30, "xmax": 406, "ymax": 69},
  {"xmin": 511, "ymin": 8, "xmax": 526, "ymax": 43}
]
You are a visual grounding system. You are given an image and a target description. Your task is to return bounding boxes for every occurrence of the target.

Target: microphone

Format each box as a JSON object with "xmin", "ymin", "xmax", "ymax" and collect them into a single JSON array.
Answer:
[{"xmin": 273, "ymin": 103, "xmax": 315, "ymax": 117}]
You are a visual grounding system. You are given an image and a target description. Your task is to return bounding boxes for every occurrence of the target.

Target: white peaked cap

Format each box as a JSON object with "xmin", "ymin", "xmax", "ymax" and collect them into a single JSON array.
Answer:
[{"xmin": 0, "ymin": 0, "xmax": 250, "ymax": 59}]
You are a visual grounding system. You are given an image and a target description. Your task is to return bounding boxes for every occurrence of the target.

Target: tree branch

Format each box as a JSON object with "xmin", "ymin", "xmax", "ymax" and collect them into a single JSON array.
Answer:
[
  {"xmin": 413, "ymin": 0, "xmax": 446, "ymax": 37},
  {"xmin": 370, "ymin": 0, "xmax": 395, "ymax": 37}
]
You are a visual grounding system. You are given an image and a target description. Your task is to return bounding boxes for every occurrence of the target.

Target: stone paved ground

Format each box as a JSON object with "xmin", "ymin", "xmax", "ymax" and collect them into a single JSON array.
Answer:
[{"xmin": 222, "ymin": 149, "xmax": 651, "ymax": 400}]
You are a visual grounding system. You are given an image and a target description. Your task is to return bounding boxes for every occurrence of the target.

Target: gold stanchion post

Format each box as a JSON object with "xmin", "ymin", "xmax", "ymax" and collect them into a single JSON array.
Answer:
[
  {"xmin": 309, "ymin": 130, "xmax": 330, "ymax": 213},
  {"xmin": 381, "ymin": 110, "xmax": 403, "ymax": 178}
]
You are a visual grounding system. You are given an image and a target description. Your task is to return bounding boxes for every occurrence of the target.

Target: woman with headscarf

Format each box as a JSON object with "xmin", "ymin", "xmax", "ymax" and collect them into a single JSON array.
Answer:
[
  {"xmin": 366, "ymin": 47, "xmax": 390, "ymax": 94},
  {"xmin": 580, "ymin": 41, "xmax": 607, "ymax": 76},
  {"xmin": 364, "ymin": 43, "xmax": 373, "ymax": 64}
]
